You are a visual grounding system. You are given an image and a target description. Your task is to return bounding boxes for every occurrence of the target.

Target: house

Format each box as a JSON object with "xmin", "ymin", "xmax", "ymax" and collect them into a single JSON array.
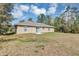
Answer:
[{"xmin": 15, "ymin": 21, "xmax": 54, "ymax": 34}]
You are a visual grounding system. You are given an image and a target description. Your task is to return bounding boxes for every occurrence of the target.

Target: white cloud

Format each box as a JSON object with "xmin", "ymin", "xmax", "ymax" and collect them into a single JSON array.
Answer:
[
  {"xmin": 31, "ymin": 4, "xmax": 58, "ymax": 15},
  {"xmin": 47, "ymin": 3, "xmax": 57, "ymax": 15},
  {"xmin": 11, "ymin": 4, "xmax": 30, "ymax": 19},
  {"xmin": 31, "ymin": 5, "xmax": 46, "ymax": 15},
  {"xmin": 40, "ymin": 8, "xmax": 46, "ymax": 15},
  {"xmin": 13, "ymin": 4, "xmax": 19, "ymax": 10},
  {"xmin": 50, "ymin": 3, "xmax": 57, "ymax": 7},
  {"xmin": 12, "ymin": 4, "xmax": 58, "ymax": 19},
  {"xmin": 19, "ymin": 5, "xmax": 29, "ymax": 12},
  {"xmin": 11, "ymin": 4, "xmax": 23, "ymax": 18},
  {"xmin": 12, "ymin": 10, "xmax": 23, "ymax": 18}
]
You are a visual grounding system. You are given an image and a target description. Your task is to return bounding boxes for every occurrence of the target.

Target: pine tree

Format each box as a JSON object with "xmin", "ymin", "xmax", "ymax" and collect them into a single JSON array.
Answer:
[
  {"xmin": 0, "ymin": 4, "xmax": 14, "ymax": 34},
  {"xmin": 37, "ymin": 14, "xmax": 47, "ymax": 24}
]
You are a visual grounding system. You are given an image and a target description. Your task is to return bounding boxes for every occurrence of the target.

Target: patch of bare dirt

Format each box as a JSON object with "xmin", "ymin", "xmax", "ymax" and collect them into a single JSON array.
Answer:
[{"xmin": 0, "ymin": 33, "xmax": 79, "ymax": 56}]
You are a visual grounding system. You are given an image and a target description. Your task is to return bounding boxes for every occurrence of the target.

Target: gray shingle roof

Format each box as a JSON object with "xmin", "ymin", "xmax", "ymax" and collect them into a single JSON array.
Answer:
[{"xmin": 16, "ymin": 21, "xmax": 54, "ymax": 28}]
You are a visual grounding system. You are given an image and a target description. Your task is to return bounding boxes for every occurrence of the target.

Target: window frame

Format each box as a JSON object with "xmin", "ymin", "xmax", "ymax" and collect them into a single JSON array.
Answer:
[
  {"xmin": 48, "ymin": 28, "xmax": 51, "ymax": 31},
  {"xmin": 24, "ymin": 26, "xmax": 28, "ymax": 32}
]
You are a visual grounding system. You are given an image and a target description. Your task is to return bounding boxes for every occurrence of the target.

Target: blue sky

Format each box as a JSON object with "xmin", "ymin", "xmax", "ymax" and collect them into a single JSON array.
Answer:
[{"xmin": 11, "ymin": 3, "xmax": 79, "ymax": 25}]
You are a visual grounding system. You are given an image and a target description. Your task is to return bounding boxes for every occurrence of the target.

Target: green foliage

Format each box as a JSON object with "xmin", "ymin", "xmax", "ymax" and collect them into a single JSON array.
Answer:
[
  {"xmin": 0, "ymin": 4, "xmax": 14, "ymax": 35},
  {"xmin": 37, "ymin": 14, "xmax": 54, "ymax": 26},
  {"xmin": 47, "ymin": 16, "xmax": 54, "ymax": 25},
  {"xmin": 54, "ymin": 6, "xmax": 79, "ymax": 33},
  {"xmin": 28, "ymin": 18, "xmax": 33, "ymax": 21},
  {"xmin": 37, "ymin": 14, "xmax": 47, "ymax": 24}
]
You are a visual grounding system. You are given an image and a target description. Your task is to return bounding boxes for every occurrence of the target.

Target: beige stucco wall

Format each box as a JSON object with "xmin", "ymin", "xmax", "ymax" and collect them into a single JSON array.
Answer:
[
  {"xmin": 16, "ymin": 26, "xmax": 36, "ymax": 34},
  {"xmin": 16, "ymin": 26, "xmax": 54, "ymax": 34},
  {"xmin": 41, "ymin": 27, "xmax": 54, "ymax": 33}
]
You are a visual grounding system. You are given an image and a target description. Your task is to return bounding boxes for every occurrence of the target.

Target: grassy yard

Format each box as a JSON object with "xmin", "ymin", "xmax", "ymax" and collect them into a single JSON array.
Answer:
[{"xmin": 0, "ymin": 32, "xmax": 79, "ymax": 56}]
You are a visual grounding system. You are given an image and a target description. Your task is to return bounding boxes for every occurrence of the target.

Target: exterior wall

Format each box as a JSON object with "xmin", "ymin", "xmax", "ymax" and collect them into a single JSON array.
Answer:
[
  {"xmin": 41, "ymin": 27, "xmax": 54, "ymax": 33},
  {"xmin": 16, "ymin": 26, "xmax": 36, "ymax": 34},
  {"xmin": 16, "ymin": 25, "xmax": 54, "ymax": 34},
  {"xmin": 41, "ymin": 28, "xmax": 48, "ymax": 32}
]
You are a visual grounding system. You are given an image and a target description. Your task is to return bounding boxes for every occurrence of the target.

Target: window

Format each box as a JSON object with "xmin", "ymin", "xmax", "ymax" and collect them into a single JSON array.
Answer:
[
  {"xmin": 36, "ymin": 27, "xmax": 40, "ymax": 32},
  {"xmin": 48, "ymin": 28, "xmax": 50, "ymax": 31},
  {"xmin": 24, "ymin": 28, "xmax": 27, "ymax": 31},
  {"xmin": 24, "ymin": 26, "xmax": 28, "ymax": 32}
]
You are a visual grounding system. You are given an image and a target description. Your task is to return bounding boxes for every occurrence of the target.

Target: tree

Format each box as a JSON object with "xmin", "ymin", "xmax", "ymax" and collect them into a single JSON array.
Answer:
[
  {"xmin": 0, "ymin": 4, "xmax": 14, "ymax": 34},
  {"xmin": 65, "ymin": 6, "xmax": 79, "ymax": 33},
  {"xmin": 54, "ymin": 17, "xmax": 61, "ymax": 31},
  {"xmin": 54, "ymin": 6, "xmax": 79, "ymax": 33},
  {"xmin": 37, "ymin": 14, "xmax": 47, "ymax": 24},
  {"xmin": 19, "ymin": 20, "xmax": 25, "ymax": 22},
  {"xmin": 28, "ymin": 18, "xmax": 33, "ymax": 22},
  {"xmin": 47, "ymin": 16, "xmax": 52, "ymax": 25}
]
